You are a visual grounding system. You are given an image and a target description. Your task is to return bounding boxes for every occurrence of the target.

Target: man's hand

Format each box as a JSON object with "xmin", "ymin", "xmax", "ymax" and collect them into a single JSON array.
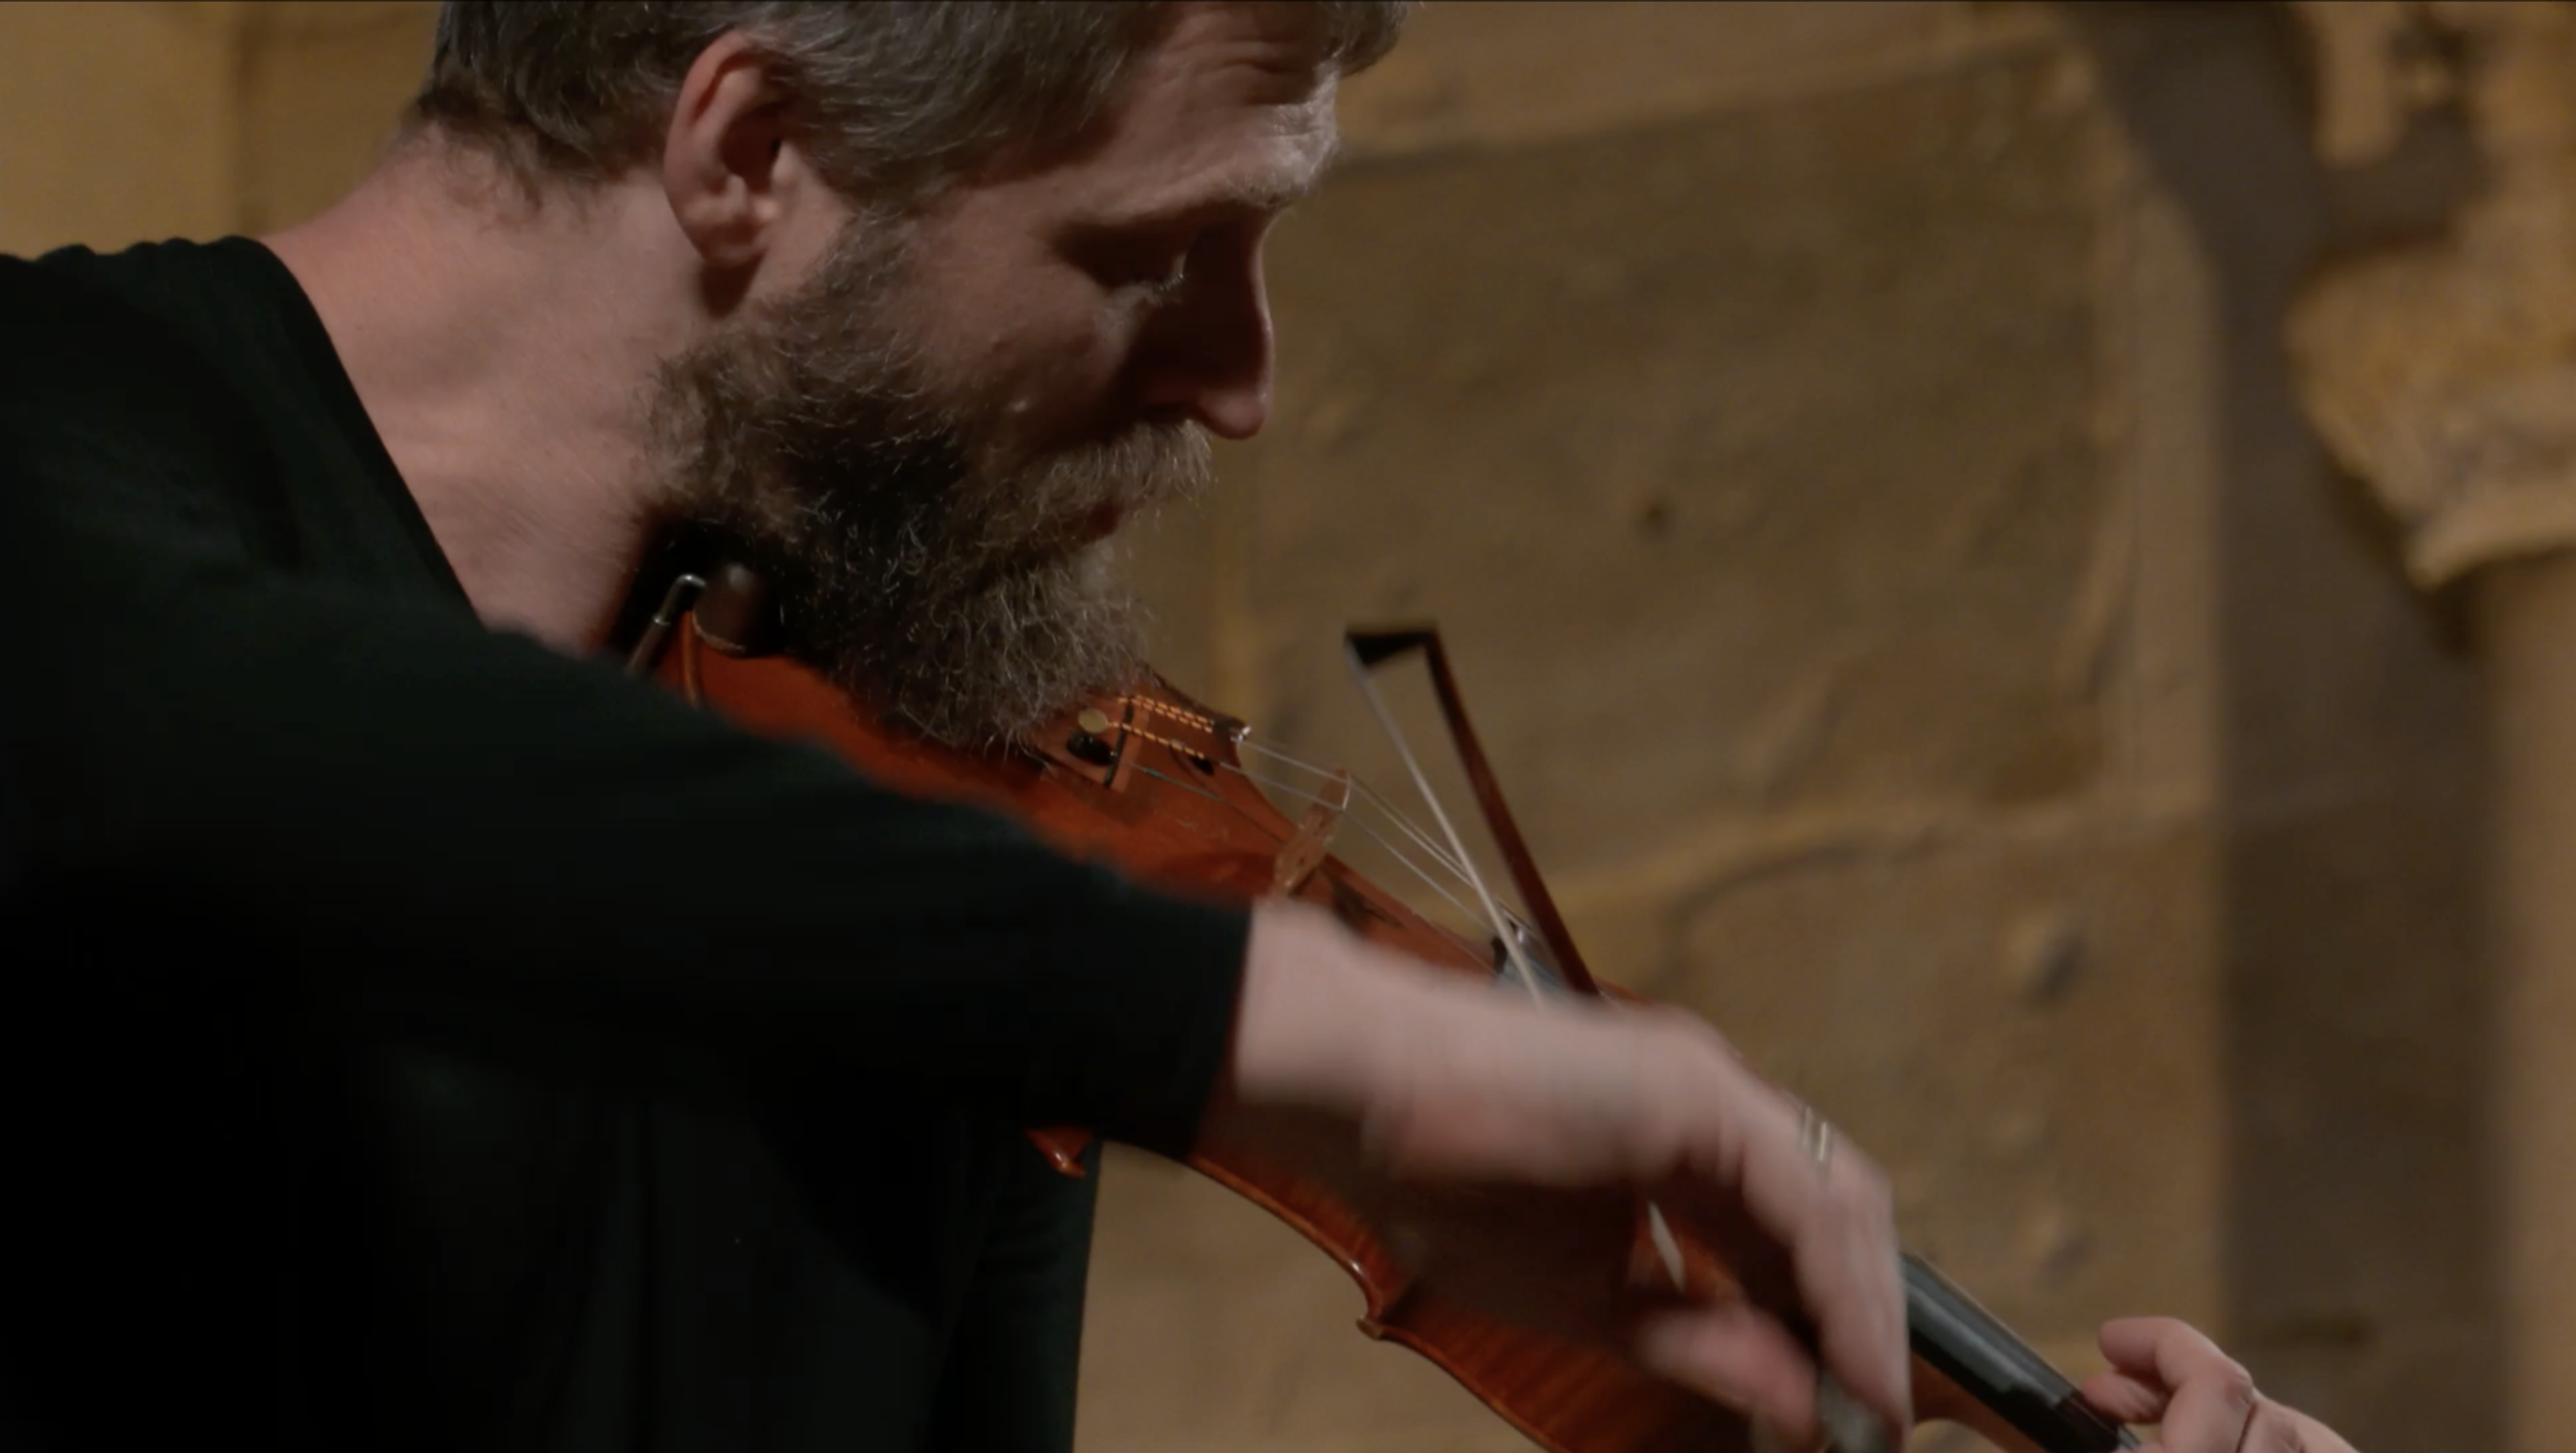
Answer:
[
  {"xmin": 1204, "ymin": 900, "xmax": 1911, "ymax": 1449},
  {"xmin": 2081, "ymin": 1317, "xmax": 2359, "ymax": 1452}
]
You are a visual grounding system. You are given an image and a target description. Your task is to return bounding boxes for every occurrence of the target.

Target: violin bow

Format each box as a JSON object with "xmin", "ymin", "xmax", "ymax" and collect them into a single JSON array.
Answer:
[{"xmin": 1341, "ymin": 626, "xmax": 2137, "ymax": 1453}]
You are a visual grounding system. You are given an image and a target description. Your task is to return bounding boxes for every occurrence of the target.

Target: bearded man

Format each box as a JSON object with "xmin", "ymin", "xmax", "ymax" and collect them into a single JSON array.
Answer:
[{"xmin": 0, "ymin": 4, "xmax": 2352, "ymax": 1452}]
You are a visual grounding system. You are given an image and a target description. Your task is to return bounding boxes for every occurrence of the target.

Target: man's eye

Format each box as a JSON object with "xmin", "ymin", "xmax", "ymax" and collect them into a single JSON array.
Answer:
[
  {"xmin": 1067, "ymin": 227, "xmax": 1199, "ymax": 299},
  {"xmin": 1128, "ymin": 246, "xmax": 1191, "ymax": 296}
]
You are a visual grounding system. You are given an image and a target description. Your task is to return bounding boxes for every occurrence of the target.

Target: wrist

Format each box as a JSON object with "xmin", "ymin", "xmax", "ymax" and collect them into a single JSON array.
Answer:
[{"xmin": 1224, "ymin": 900, "xmax": 1405, "ymax": 1122}]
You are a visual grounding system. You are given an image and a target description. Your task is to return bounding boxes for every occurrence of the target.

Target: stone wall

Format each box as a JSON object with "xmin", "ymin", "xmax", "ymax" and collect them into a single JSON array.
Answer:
[
  {"xmin": 0, "ymin": 2, "xmax": 438, "ymax": 257},
  {"xmin": 0, "ymin": 3, "xmax": 2489, "ymax": 1450}
]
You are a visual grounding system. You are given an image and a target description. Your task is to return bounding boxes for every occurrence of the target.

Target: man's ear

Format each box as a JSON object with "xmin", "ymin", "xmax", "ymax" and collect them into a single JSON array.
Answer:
[{"xmin": 661, "ymin": 31, "xmax": 796, "ymax": 274}]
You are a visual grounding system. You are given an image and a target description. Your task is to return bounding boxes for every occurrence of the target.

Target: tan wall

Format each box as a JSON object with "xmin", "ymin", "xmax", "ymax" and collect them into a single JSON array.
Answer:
[
  {"xmin": 0, "ymin": 1, "xmax": 436, "ymax": 255},
  {"xmin": 0, "ymin": 4, "xmax": 2487, "ymax": 1451}
]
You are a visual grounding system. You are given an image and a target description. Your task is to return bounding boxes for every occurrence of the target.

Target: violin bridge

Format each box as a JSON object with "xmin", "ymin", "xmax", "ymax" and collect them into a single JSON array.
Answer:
[{"xmin": 1269, "ymin": 767, "xmax": 1352, "ymax": 896}]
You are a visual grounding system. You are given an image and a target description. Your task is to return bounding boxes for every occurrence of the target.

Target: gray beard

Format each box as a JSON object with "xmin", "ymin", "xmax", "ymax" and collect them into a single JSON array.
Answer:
[{"xmin": 649, "ymin": 222, "xmax": 1212, "ymax": 746}]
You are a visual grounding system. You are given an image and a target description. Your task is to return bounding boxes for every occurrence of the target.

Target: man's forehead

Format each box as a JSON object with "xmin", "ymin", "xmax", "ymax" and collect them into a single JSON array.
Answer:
[{"xmin": 1061, "ymin": 4, "xmax": 1344, "ymax": 223}]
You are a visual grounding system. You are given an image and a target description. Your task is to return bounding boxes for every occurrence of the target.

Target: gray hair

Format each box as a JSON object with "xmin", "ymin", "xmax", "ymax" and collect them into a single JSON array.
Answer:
[{"xmin": 410, "ymin": 1, "xmax": 1411, "ymax": 207}]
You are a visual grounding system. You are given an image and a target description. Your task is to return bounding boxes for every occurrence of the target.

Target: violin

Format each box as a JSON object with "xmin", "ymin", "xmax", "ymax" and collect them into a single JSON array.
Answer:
[{"xmin": 625, "ymin": 559, "xmax": 2139, "ymax": 1453}]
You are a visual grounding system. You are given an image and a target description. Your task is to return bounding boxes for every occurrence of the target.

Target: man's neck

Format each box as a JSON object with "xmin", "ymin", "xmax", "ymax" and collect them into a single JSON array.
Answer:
[{"xmin": 262, "ymin": 141, "xmax": 699, "ymax": 655}]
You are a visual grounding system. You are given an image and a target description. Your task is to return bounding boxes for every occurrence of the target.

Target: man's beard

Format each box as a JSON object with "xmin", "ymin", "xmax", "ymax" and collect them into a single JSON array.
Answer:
[{"xmin": 649, "ymin": 221, "xmax": 1211, "ymax": 747}]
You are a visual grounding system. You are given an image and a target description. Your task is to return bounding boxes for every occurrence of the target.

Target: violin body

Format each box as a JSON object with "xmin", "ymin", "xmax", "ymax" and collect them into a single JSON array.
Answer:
[
  {"xmin": 643, "ymin": 580, "xmax": 2125, "ymax": 1453},
  {"xmin": 659, "ymin": 623, "xmax": 1759, "ymax": 1451}
]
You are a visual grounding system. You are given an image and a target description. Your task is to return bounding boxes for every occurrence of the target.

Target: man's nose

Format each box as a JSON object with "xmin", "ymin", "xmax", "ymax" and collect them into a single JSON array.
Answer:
[{"xmin": 1132, "ymin": 261, "xmax": 1274, "ymax": 441}]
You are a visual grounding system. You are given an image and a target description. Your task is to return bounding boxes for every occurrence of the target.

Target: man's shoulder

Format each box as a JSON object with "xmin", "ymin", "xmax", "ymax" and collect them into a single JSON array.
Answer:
[
  {"xmin": 17, "ymin": 237, "xmax": 272, "ymax": 331},
  {"xmin": 0, "ymin": 243, "xmax": 296, "ymax": 569},
  {"xmin": 1, "ymin": 238, "xmax": 273, "ymax": 382}
]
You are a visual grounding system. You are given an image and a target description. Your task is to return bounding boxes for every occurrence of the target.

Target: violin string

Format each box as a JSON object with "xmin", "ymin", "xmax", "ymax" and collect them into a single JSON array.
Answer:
[
  {"xmin": 1235, "ymin": 739, "xmax": 1489, "ymax": 892},
  {"xmin": 1226, "ymin": 747, "xmax": 1546, "ymax": 953},
  {"xmin": 1214, "ymin": 759, "xmax": 1503, "ymax": 944},
  {"xmin": 1166, "ymin": 726, "xmax": 1479, "ymax": 887},
  {"xmin": 1191, "ymin": 737, "xmax": 1549, "ymax": 955},
  {"xmin": 1226, "ymin": 742, "xmax": 1546, "ymax": 948},
  {"xmin": 1122, "ymin": 756, "xmax": 1494, "ymax": 966},
  {"xmin": 1104, "ymin": 701, "xmax": 1544, "ymax": 965},
  {"xmin": 1337, "ymin": 645, "xmax": 1549, "ymax": 1002},
  {"xmin": 1265, "ymin": 750, "xmax": 1550, "ymax": 957},
  {"xmin": 1123, "ymin": 761, "xmax": 1259, "ymax": 815},
  {"xmin": 1114, "ymin": 735, "xmax": 1505, "ymax": 966},
  {"xmin": 1104, "ymin": 692, "xmax": 1509, "ymax": 912},
  {"xmin": 1232, "ymin": 749, "xmax": 1475, "ymax": 892},
  {"xmin": 1213, "ymin": 739, "xmax": 1501, "ymax": 904}
]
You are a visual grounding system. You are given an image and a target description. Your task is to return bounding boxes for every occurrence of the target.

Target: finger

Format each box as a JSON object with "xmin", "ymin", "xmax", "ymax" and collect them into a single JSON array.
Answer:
[
  {"xmin": 1634, "ymin": 1300, "xmax": 1823, "ymax": 1444},
  {"xmin": 1693, "ymin": 1062, "xmax": 1910, "ymax": 1434},
  {"xmin": 2098, "ymin": 1315, "xmax": 2202, "ymax": 1375},
  {"xmin": 2247, "ymin": 1401, "xmax": 2359, "ymax": 1453},
  {"xmin": 2100, "ymin": 1318, "xmax": 2257, "ymax": 1453},
  {"xmin": 2242, "ymin": 1402, "xmax": 2305, "ymax": 1453},
  {"xmin": 2076, "ymin": 1367, "xmax": 2174, "ymax": 1426},
  {"xmin": 2147, "ymin": 1399, "xmax": 2324, "ymax": 1453}
]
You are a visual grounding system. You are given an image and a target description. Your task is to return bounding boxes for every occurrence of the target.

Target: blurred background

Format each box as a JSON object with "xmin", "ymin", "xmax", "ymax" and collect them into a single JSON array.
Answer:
[{"xmin": 9, "ymin": 2, "xmax": 2558, "ymax": 1450}]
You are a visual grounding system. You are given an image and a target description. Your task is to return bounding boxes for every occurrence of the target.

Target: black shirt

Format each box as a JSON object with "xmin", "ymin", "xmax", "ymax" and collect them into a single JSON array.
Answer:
[{"xmin": 0, "ymin": 239, "xmax": 1250, "ymax": 1452}]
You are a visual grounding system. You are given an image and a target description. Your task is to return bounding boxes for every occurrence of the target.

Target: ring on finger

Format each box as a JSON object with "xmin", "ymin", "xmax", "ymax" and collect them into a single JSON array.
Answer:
[{"xmin": 1795, "ymin": 1100, "xmax": 1835, "ymax": 1173}]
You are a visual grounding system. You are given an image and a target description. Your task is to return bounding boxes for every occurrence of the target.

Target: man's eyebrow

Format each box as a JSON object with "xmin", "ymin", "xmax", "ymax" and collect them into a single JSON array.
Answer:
[{"xmin": 1091, "ymin": 133, "xmax": 1345, "ymax": 230}]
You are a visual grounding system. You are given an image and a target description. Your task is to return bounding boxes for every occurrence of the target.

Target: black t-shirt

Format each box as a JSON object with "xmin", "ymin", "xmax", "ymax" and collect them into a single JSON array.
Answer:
[{"xmin": 0, "ymin": 238, "xmax": 1250, "ymax": 1452}]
